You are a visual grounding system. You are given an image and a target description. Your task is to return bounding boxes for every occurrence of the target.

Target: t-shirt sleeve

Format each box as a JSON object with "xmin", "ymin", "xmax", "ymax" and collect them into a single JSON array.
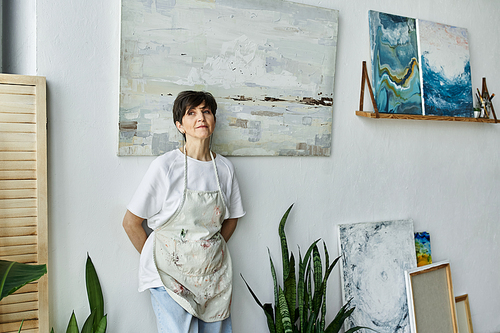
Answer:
[
  {"xmin": 127, "ymin": 158, "xmax": 168, "ymax": 219},
  {"xmin": 228, "ymin": 169, "xmax": 246, "ymax": 219}
]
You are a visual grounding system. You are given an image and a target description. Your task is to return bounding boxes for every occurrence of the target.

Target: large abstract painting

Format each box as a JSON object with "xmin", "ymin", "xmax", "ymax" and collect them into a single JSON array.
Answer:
[
  {"xmin": 418, "ymin": 20, "xmax": 473, "ymax": 117},
  {"xmin": 119, "ymin": 0, "xmax": 339, "ymax": 156},
  {"xmin": 369, "ymin": 11, "xmax": 473, "ymax": 117},
  {"xmin": 369, "ymin": 11, "xmax": 422, "ymax": 115},
  {"xmin": 338, "ymin": 220, "xmax": 417, "ymax": 333}
]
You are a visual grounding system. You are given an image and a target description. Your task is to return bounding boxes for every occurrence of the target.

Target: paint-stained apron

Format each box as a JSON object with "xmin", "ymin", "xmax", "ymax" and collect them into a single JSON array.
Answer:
[{"xmin": 153, "ymin": 149, "xmax": 232, "ymax": 322}]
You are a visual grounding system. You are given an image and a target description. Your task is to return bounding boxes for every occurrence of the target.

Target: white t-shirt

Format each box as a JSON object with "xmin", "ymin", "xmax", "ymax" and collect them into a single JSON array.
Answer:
[{"xmin": 127, "ymin": 149, "xmax": 246, "ymax": 292}]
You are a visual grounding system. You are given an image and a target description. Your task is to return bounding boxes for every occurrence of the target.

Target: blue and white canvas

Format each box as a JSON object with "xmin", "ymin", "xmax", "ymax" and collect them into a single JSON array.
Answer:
[
  {"xmin": 369, "ymin": 11, "xmax": 422, "ymax": 115},
  {"xmin": 119, "ymin": 0, "xmax": 339, "ymax": 156},
  {"xmin": 418, "ymin": 20, "xmax": 473, "ymax": 117},
  {"xmin": 338, "ymin": 220, "xmax": 417, "ymax": 333}
]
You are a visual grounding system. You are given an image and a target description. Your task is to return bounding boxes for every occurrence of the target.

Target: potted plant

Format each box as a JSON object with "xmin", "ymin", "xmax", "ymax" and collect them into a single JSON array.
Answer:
[{"xmin": 242, "ymin": 204, "xmax": 369, "ymax": 333}]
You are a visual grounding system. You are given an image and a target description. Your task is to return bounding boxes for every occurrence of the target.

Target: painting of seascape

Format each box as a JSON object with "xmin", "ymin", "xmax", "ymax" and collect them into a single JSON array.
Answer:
[
  {"xmin": 338, "ymin": 220, "xmax": 417, "ymax": 333},
  {"xmin": 418, "ymin": 20, "xmax": 473, "ymax": 117},
  {"xmin": 119, "ymin": 0, "xmax": 339, "ymax": 156},
  {"xmin": 369, "ymin": 11, "xmax": 422, "ymax": 115}
]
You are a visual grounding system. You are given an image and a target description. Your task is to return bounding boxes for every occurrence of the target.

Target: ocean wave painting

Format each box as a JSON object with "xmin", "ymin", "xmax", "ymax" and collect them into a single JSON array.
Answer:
[
  {"xmin": 369, "ymin": 11, "xmax": 422, "ymax": 115},
  {"xmin": 418, "ymin": 20, "xmax": 473, "ymax": 117}
]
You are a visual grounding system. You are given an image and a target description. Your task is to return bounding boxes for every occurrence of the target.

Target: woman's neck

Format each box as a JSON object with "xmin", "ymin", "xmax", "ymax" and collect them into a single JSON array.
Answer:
[{"xmin": 182, "ymin": 140, "xmax": 213, "ymax": 161}]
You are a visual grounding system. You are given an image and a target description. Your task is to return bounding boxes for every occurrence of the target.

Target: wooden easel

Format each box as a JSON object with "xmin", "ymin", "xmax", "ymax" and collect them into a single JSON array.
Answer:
[
  {"xmin": 359, "ymin": 61, "xmax": 380, "ymax": 118},
  {"xmin": 481, "ymin": 77, "xmax": 497, "ymax": 123}
]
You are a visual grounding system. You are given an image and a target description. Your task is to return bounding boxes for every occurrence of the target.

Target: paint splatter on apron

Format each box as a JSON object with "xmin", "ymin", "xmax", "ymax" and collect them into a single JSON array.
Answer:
[{"xmin": 153, "ymin": 149, "xmax": 232, "ymax": 322}]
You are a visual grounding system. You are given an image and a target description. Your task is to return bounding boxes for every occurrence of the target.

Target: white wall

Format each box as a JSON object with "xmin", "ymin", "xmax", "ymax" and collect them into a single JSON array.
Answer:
[{"xmin": 30, "ymin": 0, "xmax": 500, "ymax": 332}]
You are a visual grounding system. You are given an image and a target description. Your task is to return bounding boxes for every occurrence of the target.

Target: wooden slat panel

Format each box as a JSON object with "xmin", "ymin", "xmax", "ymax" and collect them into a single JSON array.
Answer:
[
  {"xmin": 0, "ymin": 319, "xmax": 38, "ymax": 332},
  {"xmin": 0, "ymin": 254, "xmax": 37, "ymax": 263},
  {"xmin": 0, "ymin": 141, "xmax": 36, "ymax": 152},
  {"xmin": 0, "ymin": 105, "xmax": 35, "ymax": 114},
  {"xmin": 0, "ymin": 236, "xmax": 37, "ymax": 247},
  {"xmin": 0, "ymin": 244, "xmax": 37, "ymax": 256},
  {"xmin": 0, "ymin": 208, "xmax": 38, "ymax": 218},
  {"xmin": 0, "ymin": 301, "xmax": 38, "ymax": 314},
  {"xmin": 0, "ymin": 85, "xmax": 35, "ymax": 95},
  {"xmin": 0, "ymin": 75, "xmax": 48, "ymax": 333},
  {"xmin": 0, "ymin": 227, "xmax": 37, "ymax": 237},
  {"xmin": 0, "ymin": 133, "xmax": 36, "ymax": 143},
  {"xmin": 0, "ymin": 292, "xmax": 37, "ymax": 306},
  {"xmin": 5, "ymin": 325, "xmax": 40, "ymax": 333},
  {"xmin": 6, "ymin": 328, "xmax": 38, "ymax": 333},
  {"xmin": 0, "ymin": 152, "xmax": 36, "ymax": 161},
  {"xmin": 0, "ymin": 94, "xmax": 35, "ymax": 106},
  {"xmin": 0, "ymin": 161, "xmax": 36, "ymax": 171},
  {"xmin": 0, "ymin": 217, "xmax": 37, "ymax": 227},
  {"xmin": 0, "ymin": 123, "xmax": 36, "ymax": 134},
  {"xmin": 0, "ymin": 113, "xmax": 35, "ymax": 123},
  {"xmin": 11, "ymin": 284, "xmax": 38, "ymax": 295},
  {"xmin": 0, "ymin": 190, "xmax": 37, "ymax": 200},
  {"xmin": 0, "ymin": 199, "xmax": 37, "ymax": 209},
  {"xmin": 0, "ymin": 170, "xmax": 37, "ymax": 180},
  {"xmin": 0, "ymin": 181, "xmax": 37, "ymax": 190}
]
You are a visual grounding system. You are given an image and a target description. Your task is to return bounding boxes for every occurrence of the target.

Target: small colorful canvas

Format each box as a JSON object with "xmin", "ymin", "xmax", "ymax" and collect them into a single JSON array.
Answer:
[
  {"xmin": 369, "ymin": 11, "xmax": 422, "ymax": 115},
  {"xmin": 415, "ymin": 232, "xmax": 432, "ymax": 267},
  {"xmin": 418, "ymin": 20, "xmax": 473, "ymax": 117}
]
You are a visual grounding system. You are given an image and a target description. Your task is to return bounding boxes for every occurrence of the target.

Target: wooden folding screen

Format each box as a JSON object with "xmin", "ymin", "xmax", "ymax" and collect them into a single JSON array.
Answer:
[{"xmin": 0, "ymin": 74, "xmax": 48, "ymax": 333}]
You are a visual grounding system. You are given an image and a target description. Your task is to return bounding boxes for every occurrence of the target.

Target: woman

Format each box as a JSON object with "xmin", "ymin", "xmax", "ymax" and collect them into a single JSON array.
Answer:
[{"xmin": 123, "ymin": 91, "xmax": 245, "ymax": 333}]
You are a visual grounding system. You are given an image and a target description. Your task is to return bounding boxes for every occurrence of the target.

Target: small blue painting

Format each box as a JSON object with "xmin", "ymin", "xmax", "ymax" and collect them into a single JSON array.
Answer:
[
  {"xmin": 414, "ymin": 231, "xmax": 432, "ymax": 267},
  {"xmin": 369, "ymin": 10, "xmax": 422, "ymax": 115},
  {"xmin": 418, "ymin": 20, "xmax": 473, "ymax": 117}
]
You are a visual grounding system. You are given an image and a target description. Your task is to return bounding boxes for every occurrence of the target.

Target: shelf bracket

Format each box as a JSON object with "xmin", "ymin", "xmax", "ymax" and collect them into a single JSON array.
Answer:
[
  {"xmin": 481, "ymin": 77, "xmax": 497, "ymax": 123},
  {"xmin": 359, "ymin": 61, "xmax": 380, "ymax": 118}
]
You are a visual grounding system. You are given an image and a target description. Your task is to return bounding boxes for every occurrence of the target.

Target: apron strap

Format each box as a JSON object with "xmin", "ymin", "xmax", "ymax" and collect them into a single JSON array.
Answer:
[{"xmin": 183, "ymin": 147, "xmax": 226, "ymax": 210}]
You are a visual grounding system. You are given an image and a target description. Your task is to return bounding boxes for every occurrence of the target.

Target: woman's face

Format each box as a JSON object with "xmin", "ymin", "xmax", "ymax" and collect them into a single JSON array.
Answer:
[{"xmin": 176, "ymin": 101, "xmax": 216, "ymax": 141}]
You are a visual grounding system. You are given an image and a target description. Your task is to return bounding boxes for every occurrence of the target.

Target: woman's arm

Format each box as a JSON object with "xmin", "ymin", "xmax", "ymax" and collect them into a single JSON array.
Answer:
[
  {"xmin": 220, "ymin": 218, "xmax": 238, "ymax": 242},
  {"xmin": 123, "ymin": 210, "xmax": 147, "ymax": 253}
]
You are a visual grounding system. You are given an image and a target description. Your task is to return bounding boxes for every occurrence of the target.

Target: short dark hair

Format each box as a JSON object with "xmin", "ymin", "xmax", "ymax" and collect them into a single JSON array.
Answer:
[{"xmin": 172, "ymin": 91, "xmax": 217, "ymax": 125}]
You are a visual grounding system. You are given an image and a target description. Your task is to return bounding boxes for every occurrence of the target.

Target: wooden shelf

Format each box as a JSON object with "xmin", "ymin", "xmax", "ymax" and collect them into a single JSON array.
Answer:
[{"xmin": 356, "ymin": 111, "xmax": 499, "ymax": 123}]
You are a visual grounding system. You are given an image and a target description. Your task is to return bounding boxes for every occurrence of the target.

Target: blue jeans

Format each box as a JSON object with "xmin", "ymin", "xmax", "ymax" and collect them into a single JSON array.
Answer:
[{"xmin": 149, "ymin": 287, "xmax": 232, "ymax": 333}]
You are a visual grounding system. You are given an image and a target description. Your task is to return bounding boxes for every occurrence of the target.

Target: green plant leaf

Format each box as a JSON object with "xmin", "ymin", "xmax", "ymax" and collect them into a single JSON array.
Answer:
[
  {"xmin": 268, "ymin": 251, "xmax": 283, "ymax": 333},
  {"xmin": 263, "ymin": 303, "xmax": 277, "ymax": 333},
  {"xmin": 17, "ymin": 319, "xmax": 24, "ymax": 333},
  {"xmin": 297, "ymin": 240, "xmax": 319, "ymax": 332},
  {"xmin": 284, "ymin": 253, "xmax": 296, "ymax": 325},
  {"xmin": 66, "ymin": 311, "xmax": 79, "ymax": 333},
  {"xmin": 278, "ymin": 204, "xmax": 293, "ymax": 279},
  {"xmin": 344, "ymin": 326, "xmax": 374, "ymax": 333},
  {"xmin": 94, "ymin": 315, "xmax": 107, "ymax": 333},
  {"xmin": 0, "ymin": 260, "xmax": 47, "ymax": 301},
  {"xmin": 240, "ymin": 274, "xmax": 276, "ymax": 333},
  {"xmin": 278, "ymin": 287, "xmax": 293, "ymax": 333},
  {"xmin": 51, "ymin": 328, "xmax": 54, "ymax": 333},
  {"xmin": 81, "ymin": 310, "xmax": 95, "ymax": 333},
  {"xmin": 325, "ymin": 300, "xmax": 355, "ymax": 333},
  {"xmin": 311, "ymin": 244, "xmax": 325, "ymax": 316},
  {"xmin": 85, "ymin": 254, "xmax": 104, "ymax": 332}
]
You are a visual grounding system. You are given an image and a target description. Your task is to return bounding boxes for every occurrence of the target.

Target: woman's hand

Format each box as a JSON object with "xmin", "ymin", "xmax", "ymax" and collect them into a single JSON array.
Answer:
[
  {"xmin": 123, "ymin": 210, "xmax": 147, "ymax": 253},
  {"xmin": 220, "ymin": 218, "xmax": 238, "ymax": 242}
]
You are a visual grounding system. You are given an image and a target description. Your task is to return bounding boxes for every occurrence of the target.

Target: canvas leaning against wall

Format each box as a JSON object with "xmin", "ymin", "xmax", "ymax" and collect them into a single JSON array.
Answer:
[
  {"xmin": 338, "ymin": 219, "xmax": 417, "ymax": 333},
  {"xmin": 369, "ymin": 10, "xmax": 473, "ymax": 117},
  {"xmin": 119, "ymin": 0, "xmax": 339, "ymax": 156}
]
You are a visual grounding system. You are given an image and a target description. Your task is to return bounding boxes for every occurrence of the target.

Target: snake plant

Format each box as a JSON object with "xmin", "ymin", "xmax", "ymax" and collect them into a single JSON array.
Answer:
[
  {"xmin": 242, "ymin": 204, "xmax": 368, "ymax": 333},
  {"xmin": 51, "ymin": 254, "xmax": 107, "ymax": 333}
]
